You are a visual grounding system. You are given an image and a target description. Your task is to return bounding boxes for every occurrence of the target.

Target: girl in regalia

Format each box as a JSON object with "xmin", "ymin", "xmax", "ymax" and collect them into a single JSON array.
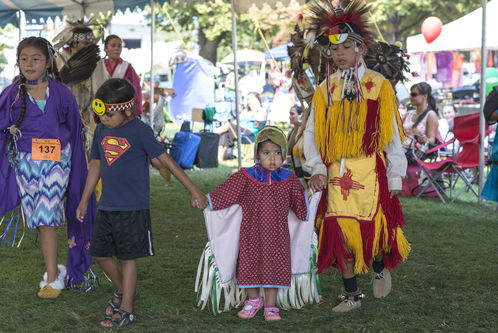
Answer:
[
  {"xmin": 303, "ymin": 0, "xmax": 410, "ymax": 312},
  {"xmin": 200, "ymin": 126, "xmax": 311, "ymax": 321},
  {"xmin": 102, "ymin": 34, "xmax": 143, "ymax": 117},
  {"xmin": 0, "ymin": 37, "xmax": 96, "ymax": 299}
]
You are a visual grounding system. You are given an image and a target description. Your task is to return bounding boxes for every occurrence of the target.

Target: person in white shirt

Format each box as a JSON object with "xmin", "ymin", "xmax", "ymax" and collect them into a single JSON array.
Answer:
[{"xmin": 303, "ymin": 0, "xmax": 410, "ymax": 313}]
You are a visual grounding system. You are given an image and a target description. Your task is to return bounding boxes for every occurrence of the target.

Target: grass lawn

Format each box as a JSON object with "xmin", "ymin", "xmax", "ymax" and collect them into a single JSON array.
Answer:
[{"xmin": 1, "ymin": 157, "xmax": 497, "ymax": 333}]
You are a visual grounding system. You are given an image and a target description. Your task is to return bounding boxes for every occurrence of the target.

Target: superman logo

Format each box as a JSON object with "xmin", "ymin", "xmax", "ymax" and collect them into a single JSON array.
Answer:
[{"xmin": 101, "ymin": 136, "xmax": 131, "ymax": 166}]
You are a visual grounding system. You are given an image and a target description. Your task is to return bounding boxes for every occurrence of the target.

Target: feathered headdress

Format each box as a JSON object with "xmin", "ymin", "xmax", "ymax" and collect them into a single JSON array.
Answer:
[
  {"xmin": 59, "ymin": 44, "xmax": 101, "ymax": 84},
  {"xmin": 306, "ymin": 0, "xmax": 372, "ymax": 47},
  {"xmin": 52, "ymin": 18, "xmax": 103, "ymax": 50}
]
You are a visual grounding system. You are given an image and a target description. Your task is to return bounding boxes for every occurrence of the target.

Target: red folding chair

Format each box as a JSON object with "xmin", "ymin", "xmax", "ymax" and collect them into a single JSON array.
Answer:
[{"xmin": 413, "ymin": 113, "xmax": 489, "ymax": 203}]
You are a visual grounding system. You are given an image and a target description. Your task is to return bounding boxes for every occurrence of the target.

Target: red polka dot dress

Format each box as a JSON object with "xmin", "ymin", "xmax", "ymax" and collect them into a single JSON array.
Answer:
[{"xmin": 208, "ymin": 165, "xmax": 308, "ymax": 289}]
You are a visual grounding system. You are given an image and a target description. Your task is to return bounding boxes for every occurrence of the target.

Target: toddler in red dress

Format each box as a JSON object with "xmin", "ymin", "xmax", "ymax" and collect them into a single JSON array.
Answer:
[{"xmin": 203, "ymin": 126, "xmax": 309, "ymax": 321}]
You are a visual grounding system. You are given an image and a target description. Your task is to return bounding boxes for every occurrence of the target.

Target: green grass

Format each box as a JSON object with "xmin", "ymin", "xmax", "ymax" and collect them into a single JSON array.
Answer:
[{"xmin": 1, "ymin": 160, "xmax": 497, "ymax": 333}]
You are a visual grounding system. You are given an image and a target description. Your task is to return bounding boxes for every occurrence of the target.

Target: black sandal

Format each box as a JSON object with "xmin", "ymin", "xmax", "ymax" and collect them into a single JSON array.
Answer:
[
  {"xmin": 105, "ymin": 291, "xmax": 140, "ymax": 316},
  {"xmin": 111, "ymin": 309, "xmax": 137, "ymax": 328}
]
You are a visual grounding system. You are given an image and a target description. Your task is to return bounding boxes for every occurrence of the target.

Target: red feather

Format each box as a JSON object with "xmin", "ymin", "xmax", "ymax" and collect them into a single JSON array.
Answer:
[{"xmin": 306, "ymin": 0, "xmax": 373, "ymax": 45}]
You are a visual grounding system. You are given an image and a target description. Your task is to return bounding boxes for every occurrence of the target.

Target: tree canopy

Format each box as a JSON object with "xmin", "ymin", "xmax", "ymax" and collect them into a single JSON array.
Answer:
[
  {"xmin": 154, "ymin": 0, "xmax": 305, "ymax": 64},
  {"xmin": 153, "ymin": 0, "xmax": 484, "ymax": 64}
]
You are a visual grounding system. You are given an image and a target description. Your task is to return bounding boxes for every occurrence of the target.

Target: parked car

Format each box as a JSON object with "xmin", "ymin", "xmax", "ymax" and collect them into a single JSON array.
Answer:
[{"xmin": 452, "ymin": 80, "xmax": 479, "ymax": 103}]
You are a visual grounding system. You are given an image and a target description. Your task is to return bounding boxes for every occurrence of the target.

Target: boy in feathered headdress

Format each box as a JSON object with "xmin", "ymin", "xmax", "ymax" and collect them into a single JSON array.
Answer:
[
  {"xmin": 53, "ymin": 20, "xmax": 110, "ymax": 155},
  {"xmin": 303, "ymin": 0, "xmax": 410, "ymax": 312}
]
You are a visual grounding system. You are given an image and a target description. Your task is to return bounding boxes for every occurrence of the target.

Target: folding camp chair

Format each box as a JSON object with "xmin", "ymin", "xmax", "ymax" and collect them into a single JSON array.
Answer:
[
  {"xmin": 413, "ymin": 113, "xmax": 489, "ymax": 203},
  {"xmin": 229, "ymin": 120, "xmax": 267, "ymax": 161},
  {"xmin": 402, "ymin": 134, "xmax": 453, "ymax": 198}
]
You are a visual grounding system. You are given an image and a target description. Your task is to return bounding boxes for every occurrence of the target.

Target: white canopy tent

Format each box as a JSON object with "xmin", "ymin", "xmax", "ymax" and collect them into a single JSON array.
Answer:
[
  {"xmin": 407, "ymin": 0, "xmax": 494, "ymax": 203},
  {"xmin": 407, "ymin": 0, "xmax": 498, "ymax": 53}
]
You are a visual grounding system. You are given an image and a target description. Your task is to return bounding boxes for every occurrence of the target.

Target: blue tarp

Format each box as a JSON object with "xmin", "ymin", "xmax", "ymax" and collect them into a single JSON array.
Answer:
[
  {"xmin": 169, "ymin": 57, "xmax": 215, "ymax": 123},
  {"xmin": 0, "ymin": 1, "xmax": 169, "ymax": 27},
  {"xmin": 264, "ymin": 43, "xmax": 292, "ymax": 60}
]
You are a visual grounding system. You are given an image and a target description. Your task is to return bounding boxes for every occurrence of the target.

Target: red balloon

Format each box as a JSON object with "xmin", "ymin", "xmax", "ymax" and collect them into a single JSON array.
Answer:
[{"xmin": 421, "ymin": 16, "xmax": 443, "ymax": 44}]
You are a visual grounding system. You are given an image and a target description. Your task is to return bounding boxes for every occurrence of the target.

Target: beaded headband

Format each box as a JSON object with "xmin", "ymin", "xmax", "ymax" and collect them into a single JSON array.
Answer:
[
  {"xmin": 73, "ymin": 32, "xmax": 95, "ymax": 43},
  {"xmin": 327, "ymin": 23, "xmax": 363, "ymax": 45},
  {"xmin": 92, "ymin": 98, "xmax": 135, "ymax": 116}
]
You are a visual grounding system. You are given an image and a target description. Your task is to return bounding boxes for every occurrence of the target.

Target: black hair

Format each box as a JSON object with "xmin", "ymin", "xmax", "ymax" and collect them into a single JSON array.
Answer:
[
  {"xmin": 411, "ymin": 82, "xmax": 437, "ymax": 113},
  {"xmin": 291, "ymin": 104, "xmax": 303, "ymax": 115},
  {"xmin": 13, "ymin": 37, "xmax": 60, "ymax": 136},
  {"xmin": 247, "ymin": 91, "xmax": 262, "ymax": 104},
  {"xmin": 95, "ymin": 78, "xmax": 137, "ymax": 117},
  {"xmin": 71, "ymin": 27, "xmax": 94, "ymax": 47},
  {"xmin": 104, "ymin": 34, "xmax": 121, "ymax": 48}
]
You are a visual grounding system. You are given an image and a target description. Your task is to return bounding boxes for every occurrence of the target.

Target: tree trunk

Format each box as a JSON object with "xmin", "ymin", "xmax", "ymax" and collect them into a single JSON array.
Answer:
[{"xmin": 198, "ymin": 29, "xmax": 226, "ymax": 65}]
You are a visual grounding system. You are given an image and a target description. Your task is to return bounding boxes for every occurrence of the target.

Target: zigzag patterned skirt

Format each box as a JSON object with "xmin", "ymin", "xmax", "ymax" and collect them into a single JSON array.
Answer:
[{"xmin": 14, "ymin": 144, "xmax": 71, "ymax": 230}]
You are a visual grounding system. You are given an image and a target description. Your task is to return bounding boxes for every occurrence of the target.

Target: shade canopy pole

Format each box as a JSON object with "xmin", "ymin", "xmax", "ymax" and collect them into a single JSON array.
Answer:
[
  {"xmin": 478, "ymin": 0, "xmax": 487, "ymax": 204},
  {"xmin": 150, "ymin": 0, "xmax": 155, "ymax": 130},
  {"xmin": 231, "ymin": 0, "xmax": 242, "ymax": 169}
]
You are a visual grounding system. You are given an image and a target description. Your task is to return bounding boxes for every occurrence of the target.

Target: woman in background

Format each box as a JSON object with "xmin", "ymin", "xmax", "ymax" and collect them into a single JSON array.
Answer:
[
  {"xmin": 402, "ymin": 82, "xmax": 439, "ymax": 163},
  {"xmin": 103, "ymin": 34, "xmax": 143, "ymax": 117}
]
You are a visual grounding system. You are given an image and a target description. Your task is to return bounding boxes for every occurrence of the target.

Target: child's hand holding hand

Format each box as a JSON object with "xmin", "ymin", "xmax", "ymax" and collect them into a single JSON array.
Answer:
[
  {"xmin": 191, "ymin": 191, "xmax": 209, "ymax": 210},
  {"xmin": 76, "ymin": 201, "xmax": 87, "ymax": 223},
  {"xmin": 309, "ymin": 174, "xmax": 327, "ymax": 193}
]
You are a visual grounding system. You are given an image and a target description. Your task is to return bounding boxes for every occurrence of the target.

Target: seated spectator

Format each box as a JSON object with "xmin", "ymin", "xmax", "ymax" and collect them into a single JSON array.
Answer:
[
  {"xmin": 438, "ymin": 104, "xmax": 459, "ymax": 156},
  {"xmin": 215, "ymin": 92, "xmax": 267, "ymax": 161},
  {"xmin": 402, "ymin": 82, "xmax": 439, "ymax": 164},
  {"xmin": 439, "ymin": 104, "xmax": 457, "ymax": 140}
]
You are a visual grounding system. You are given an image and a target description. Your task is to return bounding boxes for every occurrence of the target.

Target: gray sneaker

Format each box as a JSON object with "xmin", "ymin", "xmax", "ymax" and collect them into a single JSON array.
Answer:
[{"xmin": 372, "ymin": 268, "xmax": 392, "ymax": 298}]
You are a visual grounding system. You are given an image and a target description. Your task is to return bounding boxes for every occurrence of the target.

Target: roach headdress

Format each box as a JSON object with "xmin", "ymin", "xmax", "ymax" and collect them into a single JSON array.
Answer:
[{"xmin": 306, "ymin": 0, "xmax": 372, "ymax": 47}]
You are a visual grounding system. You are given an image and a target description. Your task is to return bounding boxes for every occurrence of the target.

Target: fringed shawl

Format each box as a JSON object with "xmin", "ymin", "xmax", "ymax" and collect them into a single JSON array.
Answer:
[{"xmin": 313, "ymin": 69, "xmax": 404, "ymax": 164}]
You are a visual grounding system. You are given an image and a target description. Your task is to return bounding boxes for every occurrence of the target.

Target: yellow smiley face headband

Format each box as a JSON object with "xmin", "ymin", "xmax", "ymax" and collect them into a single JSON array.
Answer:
[{"xmin": 92, "ymin": 98, "xmax": 135, "ymax": 116}]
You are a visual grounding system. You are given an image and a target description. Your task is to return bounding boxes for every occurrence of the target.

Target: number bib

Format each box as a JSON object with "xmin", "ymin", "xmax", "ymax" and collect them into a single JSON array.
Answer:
[{"xmin": 31, "ymin": 138, "xmax": 61, "ymax": 161}]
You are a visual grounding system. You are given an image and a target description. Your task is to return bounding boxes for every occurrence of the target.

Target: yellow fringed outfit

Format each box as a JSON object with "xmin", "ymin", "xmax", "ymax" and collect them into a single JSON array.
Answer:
[{"xmin": 304, "ymin": 67, "xmax": 410, "ymax": 274}]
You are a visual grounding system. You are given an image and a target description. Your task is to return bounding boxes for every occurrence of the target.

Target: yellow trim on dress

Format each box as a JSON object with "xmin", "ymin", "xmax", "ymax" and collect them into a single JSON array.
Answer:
[{"xmin": 337, "ymin": 207, "xmax": 410, "ymax": 274}]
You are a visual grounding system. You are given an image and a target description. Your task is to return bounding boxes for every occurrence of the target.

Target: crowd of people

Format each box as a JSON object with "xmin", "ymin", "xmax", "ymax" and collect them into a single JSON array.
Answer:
[{"xmin": 0, "ymin": 0, "xmax": 497, "ymax": 329}]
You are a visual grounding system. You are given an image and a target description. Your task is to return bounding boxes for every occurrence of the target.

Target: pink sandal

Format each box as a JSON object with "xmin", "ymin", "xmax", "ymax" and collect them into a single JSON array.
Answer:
[
  {"xmin": 264, "ymin": 306, "xmax": 281, "ymax": 321},
  {"xmin": 237, "ymin": 296, "xmax": 263, "ymax": 319}
]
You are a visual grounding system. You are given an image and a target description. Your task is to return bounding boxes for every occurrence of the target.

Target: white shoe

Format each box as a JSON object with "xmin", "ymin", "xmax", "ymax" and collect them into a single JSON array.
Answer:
[
  {"xmin": 39, "ymin": 264, "xmax": 66, "ymax": 290},
  {"xmin": 372, "ymin": 268, "xmax": 392, "ymax": 298}
]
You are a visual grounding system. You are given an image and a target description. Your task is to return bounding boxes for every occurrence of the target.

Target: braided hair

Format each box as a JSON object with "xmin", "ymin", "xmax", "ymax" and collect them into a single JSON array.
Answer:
[{"xmin": 13, "ymin": 37, "xmax": 60, "ymax": 132}]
